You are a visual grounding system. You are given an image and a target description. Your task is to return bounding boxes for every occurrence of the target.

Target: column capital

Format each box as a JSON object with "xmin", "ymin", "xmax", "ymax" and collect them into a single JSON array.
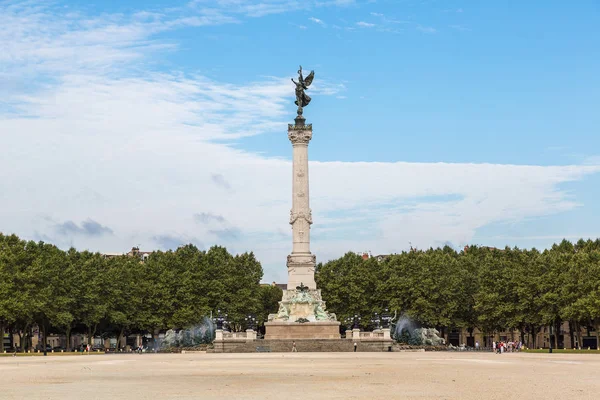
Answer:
[{"xmin": 288, "ymin": 124, "xmax": 313, "ymax": 144}]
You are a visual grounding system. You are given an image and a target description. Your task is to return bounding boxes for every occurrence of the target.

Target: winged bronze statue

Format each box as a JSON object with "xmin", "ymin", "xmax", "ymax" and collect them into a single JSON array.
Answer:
[{"xmin": 291, "ymin": 65, "xmax": 314, "ymax": 117}]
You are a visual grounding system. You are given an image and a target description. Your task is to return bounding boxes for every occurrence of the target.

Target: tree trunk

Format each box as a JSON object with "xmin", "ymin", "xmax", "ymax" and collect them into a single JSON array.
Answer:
[
  {"xmin": 42, "ymin": 323, "xmax": 47, "ymax": 353},
  {"xmin": 0, "ymin": 321, "xmax": 4, "ymax": 352},
  {"xmin": 29, "ymin": 325, "xmax": 34, "ymax": 351},
  {"xmin": 520, "ymin": 330, "xmax": 525, "ymax": 345},
  {"xmin": 152, "ymin": 327, "xmax": 160, "ymax": 352},
  {"xmin": 530, "ymin": 325, "xmax": 536, "ymax": 349},
  {"xmin": 595, "ymin": 320, "xmax": 600, "ymax": 350},
  {"xmin": 65, "ymin": 326, "xmax": 72, "ymax": 352},
  {"xmin": 17, "ymin": 331, "xmax": 23, "ymax": 352},
  {"xmin": 569, "ymin": 321, "xmax": 575, "ymax": 349},
  {"xmin": 87, "ymin": 325, "xmax": 97, "ymax": 346},
  {"xmin": 117, "ymin": 327, "xmax": 125, "ymax": 351}
]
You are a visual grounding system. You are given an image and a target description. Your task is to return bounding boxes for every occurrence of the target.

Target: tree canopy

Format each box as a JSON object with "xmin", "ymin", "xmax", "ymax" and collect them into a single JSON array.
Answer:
[
  {"xmin": 316, "ymin": 241, "xmax": 600, "ymax": 347},
  {"xmin": 0, "ymin": 234, "xmax": 273, "ymax": 351}
]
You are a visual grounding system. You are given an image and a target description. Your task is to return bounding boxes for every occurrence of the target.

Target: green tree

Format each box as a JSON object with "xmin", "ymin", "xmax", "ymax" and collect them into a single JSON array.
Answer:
[
  {"xmin": 316, "ymin": 252, "xmax": 379, "ymax": 326},
  {"xmin": 258, "ymin": 284, "xmax": 283, "ymax": 324}
]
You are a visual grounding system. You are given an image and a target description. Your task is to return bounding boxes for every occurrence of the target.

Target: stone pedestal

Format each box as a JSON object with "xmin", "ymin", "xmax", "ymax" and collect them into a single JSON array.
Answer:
[
  {"xmin": 382, "ymin": 328, "xmax": 391, "ymax": 340},
  {"xmin": 246, "ymin": 329, "xmax": 256, "ymax": 340},
  {"xmin": 346, "ymin": 330, "xmax": 352, "ymax": 339},
  {"xmin": 215, "ymin": 329, "xmax": 223, "ymax": 341},
  {"xmin": 264, "ymin": 321, "xmax": 341, "ymax": 340},
  {"xmin": 352, "ymin": 329, "xmax": 360, "ymax": 340}
]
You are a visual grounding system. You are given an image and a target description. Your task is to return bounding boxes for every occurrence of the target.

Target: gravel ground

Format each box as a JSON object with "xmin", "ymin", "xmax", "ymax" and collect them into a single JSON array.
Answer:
[{"xmin": 1, "ymin": 351, "xmax": 598, "ymax": 399}]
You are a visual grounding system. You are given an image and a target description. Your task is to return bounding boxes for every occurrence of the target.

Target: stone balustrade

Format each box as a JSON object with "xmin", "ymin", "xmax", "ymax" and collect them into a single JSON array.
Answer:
[
  {"xmin": 360, "ymin": 331, "xmax": 384, "ymax": 339},
  {"xmin": 221, "ymin": 331, "xmax": 250, "ymax": 340}
]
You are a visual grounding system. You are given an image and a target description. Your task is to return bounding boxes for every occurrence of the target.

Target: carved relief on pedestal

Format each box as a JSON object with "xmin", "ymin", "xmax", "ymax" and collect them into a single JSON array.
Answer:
[
  {"xmin": 289, "ymin": 210, "xmax": 313, "ymax": 225},
  {"xmin": 287, "ymin": 254, "xmax": 316, "ymax": 266},
  {"xmin": 268, "ymin": 286, "xmax": 337, "ymax": 323}
]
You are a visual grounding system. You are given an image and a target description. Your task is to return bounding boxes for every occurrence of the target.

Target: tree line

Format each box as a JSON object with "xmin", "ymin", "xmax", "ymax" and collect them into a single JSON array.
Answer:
[
  {"xmin": 315, "ymin": 239, "xmax": 600, "ymax": 348},
  {"xmin": 0, "ymin": 233, "xmax": 282, "ymax": 351},
  {"xmin": 3, "ymin": 232, "xmax": 600, "ymax": 351}
]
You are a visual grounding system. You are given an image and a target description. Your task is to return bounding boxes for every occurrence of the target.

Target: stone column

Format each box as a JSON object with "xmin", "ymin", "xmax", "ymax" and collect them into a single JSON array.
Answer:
[
  {"xmin": 215, "ymin": 329, "xmax": 223, "ymax": 341},
  {"xmin": 287, "ymin": 121, "xmax": 316, "ymax": 290},
  {"xmin": 352, "ymin": 328, "xmax": 360, "ymax": 340}
]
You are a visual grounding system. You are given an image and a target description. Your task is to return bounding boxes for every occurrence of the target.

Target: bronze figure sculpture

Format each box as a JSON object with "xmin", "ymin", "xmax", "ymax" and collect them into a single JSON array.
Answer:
[{"xmin": 291, "ymin": 65, "xmax": 314, "ymax": 118}]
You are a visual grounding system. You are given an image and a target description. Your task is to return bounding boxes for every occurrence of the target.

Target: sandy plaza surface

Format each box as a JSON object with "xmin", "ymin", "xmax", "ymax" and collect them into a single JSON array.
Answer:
[{"xmin": 1, "ymin": 351, "xmax": 599, "ymax": 400}]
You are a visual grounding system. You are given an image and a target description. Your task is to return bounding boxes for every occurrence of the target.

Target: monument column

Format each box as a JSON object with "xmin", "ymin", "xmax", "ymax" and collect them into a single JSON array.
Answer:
[
  {"xmin": 287, "ymin": 116, "xmax": 316, "ymax": 290},
  {"xmin": 264, "ymin": 66, "xmax": 340, "ymax": 339}
]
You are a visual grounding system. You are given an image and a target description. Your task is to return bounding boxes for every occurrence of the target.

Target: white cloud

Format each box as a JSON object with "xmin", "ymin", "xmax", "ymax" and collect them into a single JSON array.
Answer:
[
  {"xmin": 449, "ymin": 24, "xmax": 470, "ymax": 32},
  {"xmin": 356, "ymin": 21, "xmax": 375, "ymax": 28},
  {"xmin": 309, "ymin": 17, "xmax": 325, "ymax": 25},
  {"xmin": 2, "ymin": 1, "xmax": 599, "ymax": 284},
  {"xmin": 583, "ymin": 155, "xmax": 600, "ymax": 165},
  {"xmin": 417, "ymin": 25, "xmax": 437, "ymax": 34}
]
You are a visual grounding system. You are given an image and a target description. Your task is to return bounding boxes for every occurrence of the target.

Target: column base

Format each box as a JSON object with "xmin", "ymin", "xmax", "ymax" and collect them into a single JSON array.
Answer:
[{"xmin": 264, "ymin": 321, "xmax": 341, "ymax": 340}]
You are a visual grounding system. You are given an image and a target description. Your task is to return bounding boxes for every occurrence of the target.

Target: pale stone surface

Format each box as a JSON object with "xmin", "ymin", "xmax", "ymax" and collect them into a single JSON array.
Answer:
[
  {"xmin": 263, "ymin": 321, "xmax": 341, "ymax": 339},
  {"xmin": 382, "ymin": 328, "xmax": 391, "ymax": 340},
  {"xmin": 287, "ymin": 124, "xmax": 316, "ymax": 290},
  {"xmin": 2, "ymin": 352, "xmax": 599, "ymax": 399}
]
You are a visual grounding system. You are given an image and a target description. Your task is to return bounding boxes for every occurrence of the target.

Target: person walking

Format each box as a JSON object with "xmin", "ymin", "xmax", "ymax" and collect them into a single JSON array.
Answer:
[
  {"xmin": 354, "ymin": 342, "xmax": 358, "ymax": 352},
  {"xmin": 292, "ymin": 341, "xmax": 297, "ymax": 352},
  {"xmin": 493, "ymin": 341, "xmax": 496, "ymax": 353},
  {"xmin": 475, "ymin": 341, "xmax": 480, "ymax": 351}
]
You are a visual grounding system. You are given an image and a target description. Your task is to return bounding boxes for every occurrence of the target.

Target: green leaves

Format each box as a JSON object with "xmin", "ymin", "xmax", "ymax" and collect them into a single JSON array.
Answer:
[
  {"xmin": 0, "ymin": 235, "xmax": 269, "ymax": 339},
  {"xmin": 316, "ymin": 243, "xmax": 600, "ymax": 335}
]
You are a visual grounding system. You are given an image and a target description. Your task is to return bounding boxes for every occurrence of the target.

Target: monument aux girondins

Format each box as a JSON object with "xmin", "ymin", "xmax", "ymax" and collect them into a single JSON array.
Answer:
[
  {"xmin": 263, "ymin": 66, "xmax": 341, "ymax": 339},
  {"xmin": 212, "ymin": 67, "xmax": 394, "ymax": 352}
]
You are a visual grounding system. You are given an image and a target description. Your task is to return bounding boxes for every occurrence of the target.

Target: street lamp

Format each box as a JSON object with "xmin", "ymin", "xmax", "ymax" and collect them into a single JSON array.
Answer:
[
  {"xmin": 245, "ymin": 314, "xmax": 257, "ymax": 330},
  {"xmin": 214, "ymin": 309, "xmax": 228, "ymax": 330},
  {"xmin": 371, "ymin": 313, "xmax": 381, "ymax": 330},
  {"xmin": 344, "ymin": 317, "xmax": 353, "ymax": 330},
  {"xmin": 381, "ymin": 308, "xmax": 392, "ymax": 329},
  {"xmin": 352, "ymin": 314, "xmax": 361, "ymax": 330}
]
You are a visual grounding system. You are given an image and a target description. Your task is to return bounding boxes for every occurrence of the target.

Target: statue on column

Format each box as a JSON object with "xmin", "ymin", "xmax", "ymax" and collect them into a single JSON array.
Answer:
[{"xmin": 291, "ymin": 65, "xmax": 314, "ymax": 117}]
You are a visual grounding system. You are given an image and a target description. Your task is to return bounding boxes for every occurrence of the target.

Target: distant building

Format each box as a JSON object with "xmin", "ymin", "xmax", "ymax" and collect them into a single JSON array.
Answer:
[
  {"xmin": 261, "ymin": 282, "xmax": 286, "ymax": 290},
  {"xmin": 102, "ymin": 247, "xmax": 152, "ymax": 262},
  {"xmin": 374, "ymin": 254, "xmax": 390, "ymax": 262},
  {"xmin": 127, "ymin": 247, "xmax": 152, "ymax": 262}
]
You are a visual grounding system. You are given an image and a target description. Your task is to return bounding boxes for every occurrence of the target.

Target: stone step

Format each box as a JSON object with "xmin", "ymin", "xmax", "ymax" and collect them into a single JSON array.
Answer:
[{"xmin": 212, "ymin": 339, "xmax": 394, "ymax": 353}]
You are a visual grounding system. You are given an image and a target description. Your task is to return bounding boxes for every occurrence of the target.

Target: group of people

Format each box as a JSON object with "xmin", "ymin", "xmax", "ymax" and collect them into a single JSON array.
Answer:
[{"xmin": 493, "ymin": 340, "xmax": 522, "ymax": 353}]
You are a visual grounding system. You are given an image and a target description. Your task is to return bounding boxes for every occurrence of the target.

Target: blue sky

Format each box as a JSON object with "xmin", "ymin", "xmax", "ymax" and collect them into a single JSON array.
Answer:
[{"xmin": 1, "ymin": 0, "xmax": 600, "ymax": 282}]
